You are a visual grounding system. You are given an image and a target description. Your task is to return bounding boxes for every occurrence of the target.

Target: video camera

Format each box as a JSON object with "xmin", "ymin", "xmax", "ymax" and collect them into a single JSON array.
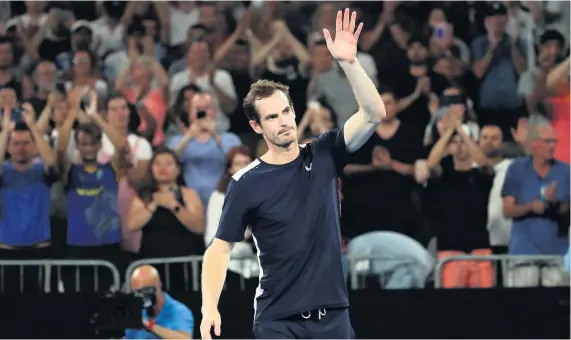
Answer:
[{"xmin": 91, "ymin": 287, "xmax": 158, "ymax": 337}]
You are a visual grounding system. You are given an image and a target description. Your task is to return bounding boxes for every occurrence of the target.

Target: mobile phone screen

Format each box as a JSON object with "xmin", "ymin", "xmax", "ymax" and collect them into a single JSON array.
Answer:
[{"xmin": 11, "ymin": 108, "xmax": 23, "ymax": 122}]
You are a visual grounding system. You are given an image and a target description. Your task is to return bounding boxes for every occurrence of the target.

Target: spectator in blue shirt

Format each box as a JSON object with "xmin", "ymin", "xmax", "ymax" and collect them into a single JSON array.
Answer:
[
  {"xmin": 502, "ymin": 123, "xmax": 570, "ymax": 287},
  {"xmin": 0, "ymin": 105, "xmax": 57, "ymax": 292},
  {"xmin": 471, "ymin": 2, "xmax": 527, "ymax": 141},
  {"xmin": 168, "ymin": 92, "xmax": 241, "ymax": 207},
  {"xmin": 125, "ymin": 265, "xmax": 194, "ymax": 339}
]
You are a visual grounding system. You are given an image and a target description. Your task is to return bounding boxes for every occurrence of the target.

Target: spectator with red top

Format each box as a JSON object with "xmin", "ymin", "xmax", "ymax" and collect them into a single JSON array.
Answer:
[
  {"xmin": 546, "ymin": 57, "xmax": 570, "ymax": 164},
  {"xmin": 116, "ymin": 53, "xmax": 168, "ymax": 146}
]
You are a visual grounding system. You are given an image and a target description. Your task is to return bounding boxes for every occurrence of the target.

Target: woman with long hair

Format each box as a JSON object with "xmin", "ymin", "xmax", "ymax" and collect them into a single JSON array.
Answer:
[
  {"xmin": 127, "ymin": 147, "xmax": 204, "ymax": 290},
  {"xmin": 128, "ymin": 147, "xmax": 204, "ymax": 256},
  {"xmin": 115, "ymin": 53, "xmax": 169, "ymax": 146},
  {"xmin": 64, "ymin": 49, "xmax": 108, "ymax": 99},
  {"xmin": 205, "ymin": 145, "xmax": 259, "ymax": 289}
]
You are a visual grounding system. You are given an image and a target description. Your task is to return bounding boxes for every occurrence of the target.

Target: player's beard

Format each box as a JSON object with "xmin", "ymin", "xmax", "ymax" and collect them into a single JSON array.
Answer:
[{"xmin": 269, "ymin": 129, "xmax": 296, "ymax": 149}]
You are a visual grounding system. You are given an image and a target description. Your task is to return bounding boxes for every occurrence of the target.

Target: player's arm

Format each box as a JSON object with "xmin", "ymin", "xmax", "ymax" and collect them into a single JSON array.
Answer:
[
  {"xmin": 201, "ymin": 179, "xmax": 250, "ymax": 339},
  {"xmin": 339, "ymin": 59, "xmax": 385, "ymax": 152},
  {"xmin": 323, "ymin": 9, "xmax": 386, "ymax": 153}
]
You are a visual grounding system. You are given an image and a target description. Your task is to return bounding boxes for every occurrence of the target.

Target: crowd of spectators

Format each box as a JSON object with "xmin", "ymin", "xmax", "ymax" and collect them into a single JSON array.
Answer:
[{"xmin": 0, "ymin": 0, "xmax": 569, "ymax": 292}]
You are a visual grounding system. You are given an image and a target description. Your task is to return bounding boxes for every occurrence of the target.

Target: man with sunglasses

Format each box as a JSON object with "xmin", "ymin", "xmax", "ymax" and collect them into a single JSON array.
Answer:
[
  {"xmin": 125, "ymin": 265, "xmax": 194, "ymax": 339},
  {"xmin": 502, "ymin": 122, "xmax": 570, "ymax": 287}
]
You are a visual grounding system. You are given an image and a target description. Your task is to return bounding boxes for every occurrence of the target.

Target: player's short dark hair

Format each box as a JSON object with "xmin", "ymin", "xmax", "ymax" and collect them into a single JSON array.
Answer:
[
  {"xmin": 75, "ymin": 122, "xmax": 102, "ymax": 142},
  {"xmin": 242, "ymin": 80, "xmax": 293, "ymax": 123}
]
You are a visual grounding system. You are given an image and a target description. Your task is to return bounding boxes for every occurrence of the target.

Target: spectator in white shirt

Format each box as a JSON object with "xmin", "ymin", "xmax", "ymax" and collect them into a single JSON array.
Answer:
[
  {"xmin": 170, "ymin": 39, "xmax": 237, "ymax": 132},
  {"xmin": 168, "ymin": 1, "xmax": 199, "ymax": 47},
  {"xmin": 478, "ymin": 124, "xmax": 513, "ymax": 254}
]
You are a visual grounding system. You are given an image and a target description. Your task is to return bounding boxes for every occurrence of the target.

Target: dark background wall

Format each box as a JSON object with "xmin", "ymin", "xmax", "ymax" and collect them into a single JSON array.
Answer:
[{"xmin": 1, "ymin": 287, "xmax": 569, "ymax": 339}]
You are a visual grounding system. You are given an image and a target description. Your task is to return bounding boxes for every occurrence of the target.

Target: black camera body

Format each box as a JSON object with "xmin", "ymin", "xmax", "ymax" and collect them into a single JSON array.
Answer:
[{"xmin": 91, "ymin": 287, "xmax": 158, "ymax": 336}]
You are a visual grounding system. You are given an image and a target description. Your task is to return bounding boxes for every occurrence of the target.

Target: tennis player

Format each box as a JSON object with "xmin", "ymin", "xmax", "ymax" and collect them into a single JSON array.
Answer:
[{"xmin": 201, "ymin": 8, "xmax": 386, "ymax": 339}]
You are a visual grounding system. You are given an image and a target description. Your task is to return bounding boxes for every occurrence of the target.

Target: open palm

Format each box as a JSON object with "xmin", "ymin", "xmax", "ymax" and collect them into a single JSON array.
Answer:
[{"xmin": 323, "ymin": 8, "xmax": 363, "ymax": 63}]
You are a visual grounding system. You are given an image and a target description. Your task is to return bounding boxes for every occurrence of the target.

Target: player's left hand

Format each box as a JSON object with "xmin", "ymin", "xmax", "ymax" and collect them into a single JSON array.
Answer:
[{"xmin": 323, "ymin": 8, "xmax": 363, "ymax": 64}]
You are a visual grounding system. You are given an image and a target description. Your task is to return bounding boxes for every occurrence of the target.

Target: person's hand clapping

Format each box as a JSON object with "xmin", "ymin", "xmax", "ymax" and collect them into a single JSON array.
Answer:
[
  {"xmin": 85, "ymin": 90, "xmax": 99, "ymax": 117},
  {"xmin": 543, "ymin": 182, "xmax": 557, "ymax": 203},
  {"xmin": 323, "ymin": 8, "xmax": 364, "ymax": 64},
  {"xmin": 511, "ymin": 117, "xmax": 529, "ymax": 145},
  {"xmin": 153, "ymin": 191, "xmax": 178, "ymax": 209},
  {"xmin": 415, "ymin": 77, "xmax": 430, "ymax": 95},
  {"xmin": 200, "ymin": 118, "xmax": 217, "ymax": 137},
  {"xmin": 1, "ymin": 106, "xmax": 13, "ymax": 132},
  {"xmin": 185, "ymin": 120, "xmax": 202, "ymax": 138},
  {"xmin": 21, "ymin": 103, "xmax": 36, "ymax": 127},
  {"xmin": 529, "ymin": 200, "xmax": 545, "ymax": 214},
  {"xmin": 372, "ymin": 146, "xmax": 392, "ymax": 170}
]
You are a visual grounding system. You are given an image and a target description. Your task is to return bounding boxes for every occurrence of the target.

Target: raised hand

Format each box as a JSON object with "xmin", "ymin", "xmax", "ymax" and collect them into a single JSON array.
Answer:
[
  {"xmin": 322, "ymin": 8, "xmax": 363, "ymax": 64},
  {"xmin": 85, "ymin": 90, "xmax": 99, "ymax": 116},
  {"xmin": 21, "ymin": 103, "xmax": 36, "ymax": 127}
]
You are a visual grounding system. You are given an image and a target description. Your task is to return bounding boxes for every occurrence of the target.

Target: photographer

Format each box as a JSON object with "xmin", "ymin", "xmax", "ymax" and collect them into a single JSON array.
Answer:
[{"xmin": 125, "ymin": 265, "xmax": 194, "ymax": 339}]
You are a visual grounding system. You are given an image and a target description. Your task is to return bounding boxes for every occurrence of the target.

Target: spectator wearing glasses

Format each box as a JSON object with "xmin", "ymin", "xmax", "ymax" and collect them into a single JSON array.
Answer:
[{"xmin": 502, "ymin": 122, "xmax": 570, "ymax": 287}]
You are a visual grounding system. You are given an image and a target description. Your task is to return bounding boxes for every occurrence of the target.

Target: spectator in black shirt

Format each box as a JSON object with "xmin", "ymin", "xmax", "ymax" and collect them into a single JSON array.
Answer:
[
  {"xmin": 342, "ymin": 87, "xmax": 424, "ymax": 240},
  {"xmin": 391, "ymin": 35, "xmax": 449, "ymax": 138},
  {"xmin": 425, "ymin": 112, "xmax": 494, "ymax": 289}
]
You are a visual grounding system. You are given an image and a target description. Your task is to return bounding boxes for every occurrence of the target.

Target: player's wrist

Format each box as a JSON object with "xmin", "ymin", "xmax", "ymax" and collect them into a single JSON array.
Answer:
[
  {"xmin": 338, "ymin": 59, "xmax": 359, "ymax": 69},
  {"xmin": 201, "ymin": 305, "xmax": 218, "ymax": 315}
]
